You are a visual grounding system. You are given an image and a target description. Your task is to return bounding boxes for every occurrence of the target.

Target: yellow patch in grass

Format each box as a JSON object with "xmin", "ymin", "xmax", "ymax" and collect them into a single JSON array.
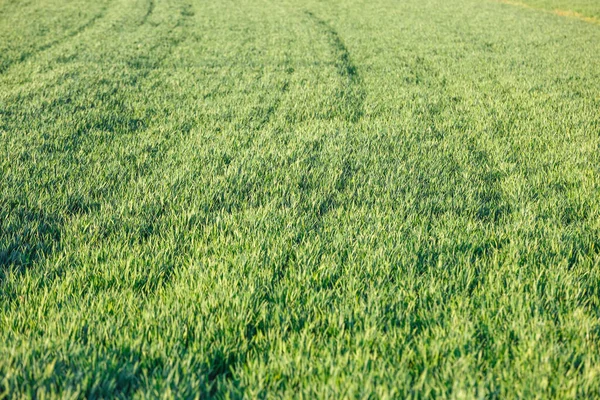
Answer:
[
  {"xmin": 552, "ymin": 9, "xmax": 599, "ymax": 25},
  {"xmin": 495, "ymin": 0, "xmax": 600, "ymax": 25}
]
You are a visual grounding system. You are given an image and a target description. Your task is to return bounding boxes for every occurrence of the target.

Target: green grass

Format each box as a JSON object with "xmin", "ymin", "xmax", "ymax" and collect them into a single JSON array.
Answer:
[{"xmin": 1, "ymin": 0, "xmax": 600, "ymax": 397}]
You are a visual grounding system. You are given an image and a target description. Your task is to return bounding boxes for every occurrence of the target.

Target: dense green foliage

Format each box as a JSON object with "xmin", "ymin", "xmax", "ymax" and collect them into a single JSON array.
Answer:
[{"xmin": 1, "ymin": 0, "xmax": 599, "ymax": 397}]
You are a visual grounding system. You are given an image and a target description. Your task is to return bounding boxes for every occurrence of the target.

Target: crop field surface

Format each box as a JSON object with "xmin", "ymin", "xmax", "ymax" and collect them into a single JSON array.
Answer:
[{"xmin": 1, "ymin": 0, "xmax": 600, "ymax": 398}]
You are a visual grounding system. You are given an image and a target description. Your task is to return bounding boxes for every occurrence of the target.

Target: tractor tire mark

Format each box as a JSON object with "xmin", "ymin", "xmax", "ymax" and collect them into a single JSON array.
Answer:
[
  {"xmin": 139, "ymin": 0, "xmax": 155, "ymax": 25},
  {"xmin": 0, "ymin": 2, "xmax": 113, "ymax": 74},
  {"xmin": 252, "ymin": 63, "xmax": 293, "ymax": 132},
  {"xmin": 304, "ymin": 10, "xmax": 365, "ymax": 123},
  {"xmin": 0, "ymin": 2, "xmax": 194, "ymax": 290},
  {"xmin": 98, "ymin": 3, "xmax": 197, "ymax": 296}
]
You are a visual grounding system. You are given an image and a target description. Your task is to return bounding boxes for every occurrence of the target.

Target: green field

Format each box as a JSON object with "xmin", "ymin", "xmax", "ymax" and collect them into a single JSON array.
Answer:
[{"xmin": 1, "ymin": 0, "xmax": 600, "ymax": 397}]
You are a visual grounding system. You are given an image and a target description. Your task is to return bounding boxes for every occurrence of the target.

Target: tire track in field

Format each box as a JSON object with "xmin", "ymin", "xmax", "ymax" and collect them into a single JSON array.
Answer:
[
  {"xmin": 254, "ymin": 61, "xmax": 295, "ymax": 133},
  {"xmin": 50, "ymin": 4, "xmax": 197, "ymax": 297},
  {"xmin": 1, "ymin": 0, "xmax": 114, "ymax": 278},
  {"xmin": 0, "ymin": 1, "xmax": 113, "ymax": 74},
  {"xmin": 495, "ymin": 0, "xmax": 600, "ymax": 25},
  {"xmin": 304, "ymin": 10, "xmax": 365, "ymax": 123},
  {"xmin": 0, "ymin": 2, "xmax": 195, "ymax": 293},
  {"xmin": 241, "ymin": 11, "xmax": 367, "ymax": 299},
  {"xmin": 139, "ymin": 0, "xmax": 155, "ymax": 25},
  {"xmin": 90, "ymin": 3, "xmax": 198, "ymax": 297}
]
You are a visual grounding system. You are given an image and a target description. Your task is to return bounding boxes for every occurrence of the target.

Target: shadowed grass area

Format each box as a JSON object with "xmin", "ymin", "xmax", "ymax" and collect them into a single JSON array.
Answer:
[
  {"xmin": 304, "ymin": 10, "xmax": 365, "ymax": 122},
  {"xmin": 1, "ymin": 0, "xmax": 600, "ymax": 397}
]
